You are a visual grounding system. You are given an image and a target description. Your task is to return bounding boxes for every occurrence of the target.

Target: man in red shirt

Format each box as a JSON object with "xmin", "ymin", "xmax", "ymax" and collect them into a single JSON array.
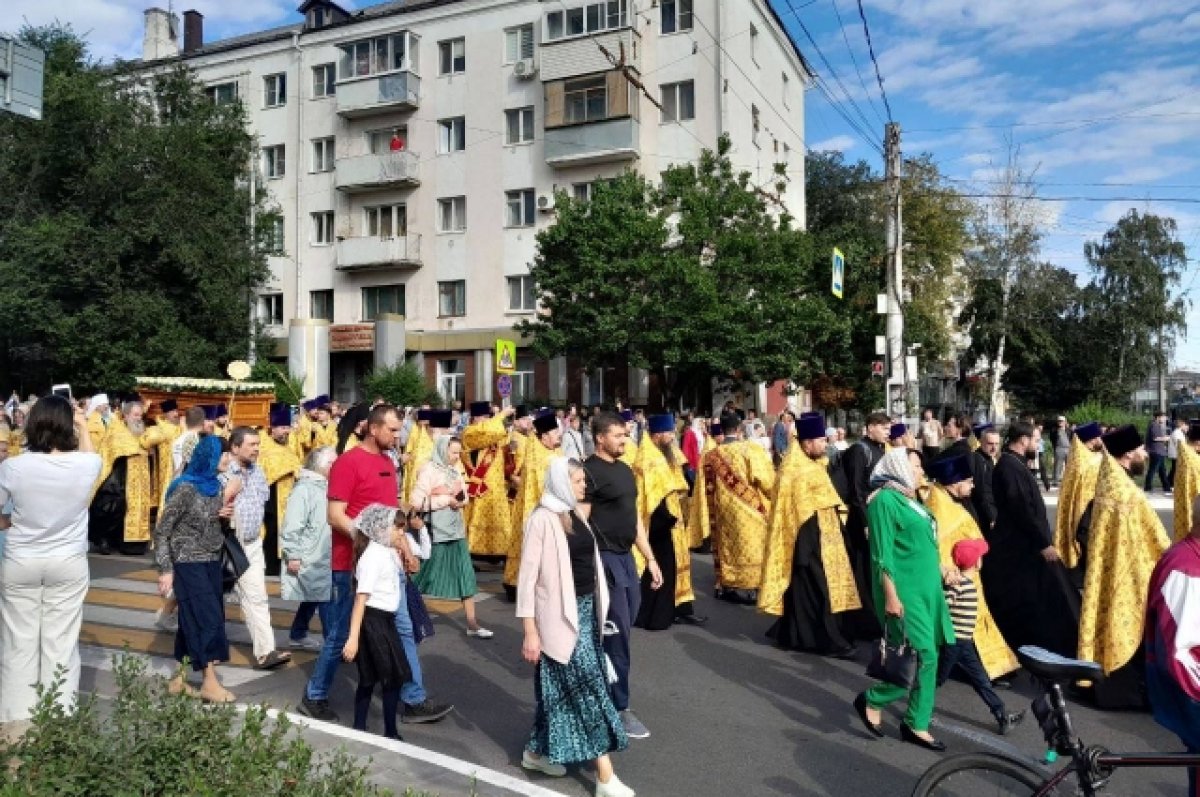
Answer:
[{"xmin": 299, "ymin": 404, "xmax": 451, "ymax": 724}]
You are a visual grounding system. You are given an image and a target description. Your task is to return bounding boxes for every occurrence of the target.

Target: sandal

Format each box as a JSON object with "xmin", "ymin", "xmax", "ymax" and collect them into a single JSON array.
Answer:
[
  {"xmin": 253, "ymin": 650, "xmax": 292, "ymax": 670},
  {"xmin": 167, "ymin": 677, "xmax": 198, "ymax": 698}
]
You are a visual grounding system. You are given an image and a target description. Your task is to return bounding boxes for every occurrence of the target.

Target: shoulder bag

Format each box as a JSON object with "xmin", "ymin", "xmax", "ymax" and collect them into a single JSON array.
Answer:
[
  {"xmin": 865, "ymin": 617, "xmax": 918, "ymax": 689},
  {"xmin": 220, "ymin": 518, "xmax": 251, "ymax": 594}
]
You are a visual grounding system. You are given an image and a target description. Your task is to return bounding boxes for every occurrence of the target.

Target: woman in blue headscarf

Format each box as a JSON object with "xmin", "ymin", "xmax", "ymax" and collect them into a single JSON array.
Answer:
[{"xmin": 154, "ymin": 435, "xmax": 237, "ymax": 703}]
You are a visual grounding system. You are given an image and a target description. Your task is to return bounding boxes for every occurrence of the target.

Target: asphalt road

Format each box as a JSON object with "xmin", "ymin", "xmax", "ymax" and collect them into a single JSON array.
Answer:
[{"xmin": 80, "ymin": 495, "xmax": 1190, "ymax": 797}]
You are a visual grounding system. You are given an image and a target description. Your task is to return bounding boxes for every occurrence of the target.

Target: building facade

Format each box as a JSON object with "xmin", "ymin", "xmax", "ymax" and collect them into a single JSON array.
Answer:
[{"xmin": 136, "ymin": 0, "xmax": 811, "ymax": 408}]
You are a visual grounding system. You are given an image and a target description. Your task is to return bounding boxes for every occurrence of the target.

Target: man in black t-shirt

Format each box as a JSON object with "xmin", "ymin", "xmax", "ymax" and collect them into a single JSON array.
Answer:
[{"xmin": 581, "ymin": 411, "xmax": 663, "ymax": 741}]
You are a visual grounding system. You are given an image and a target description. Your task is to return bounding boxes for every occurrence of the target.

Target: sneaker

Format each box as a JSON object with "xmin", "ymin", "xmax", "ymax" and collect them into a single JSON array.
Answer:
[
  {"xmin": 154, "ymin": 608, "xmax": 178, "ymax": 633},
  {"xmin": 619, "ymin": 709, "xmax": 650, "ymax": 739},
  {"xmin": 401, "ymin": 700, "xmax": 453, "ymax": 724},
  {"xmin": 521, "ymin": 749, "xmax": 567, "ymax": 777},
  {"xmin": 595, "ymin": 773, "xmax": 636, "ymax": 797},
  {"xmin": 466, "ymin": 627, "xmax": 494, "ymax": 639},
  {"xmin": 996, "ymin": 709, "xmax": 1026, "ymax": 736},
  {"xmin": 289, "ymin": 636, "xmax": 322, "ymax": 651},
  {"xmin": 297, "ymin": 697, "xmax": 339, "ymax": 723}
]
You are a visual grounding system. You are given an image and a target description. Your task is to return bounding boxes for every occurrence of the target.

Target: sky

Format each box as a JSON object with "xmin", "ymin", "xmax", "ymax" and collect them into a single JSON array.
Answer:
[{"xmin": 7, "ymin": 0, "xmax": 1200, "ymax": 366}]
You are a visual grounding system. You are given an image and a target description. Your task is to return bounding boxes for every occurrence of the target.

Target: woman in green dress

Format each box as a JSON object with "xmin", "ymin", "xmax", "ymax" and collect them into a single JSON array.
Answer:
[{"xmin": 852, "ymin": 448, "xmax": 954, "ymax": 751}]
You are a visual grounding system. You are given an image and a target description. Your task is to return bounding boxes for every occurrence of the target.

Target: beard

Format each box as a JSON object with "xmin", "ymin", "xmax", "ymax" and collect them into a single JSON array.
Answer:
[
  {"xmin": 273, "ymin": 432, "xmax": 290, "ymax": 445},
  {"xmin": 126, "ymin": 419, "xmax": 145, "ymax": 436},
  {"xmin": 1128, "ymin": 459, "xmax": 1147, "ymax": 477},
  {"xmin": 656, "ymin": 440, "xmax": 677, "ymax": 466}
]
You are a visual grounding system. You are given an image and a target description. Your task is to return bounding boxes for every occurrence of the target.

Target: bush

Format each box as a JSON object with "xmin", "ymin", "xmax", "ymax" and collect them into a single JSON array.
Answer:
[
  {"xmin": 362, "ymin": 363, "xmax": 442, "ymax": 409},
  {"xmin": 250, "ymin": 359, "xmax": 307, "ymax": 406},
  {"xmin": 1063, "ymin": 399, "xmax": 1150, "ymax": 431},
  {"xmin": 0, "ymin": 654, "xmax": 396, "ymax": 797}
]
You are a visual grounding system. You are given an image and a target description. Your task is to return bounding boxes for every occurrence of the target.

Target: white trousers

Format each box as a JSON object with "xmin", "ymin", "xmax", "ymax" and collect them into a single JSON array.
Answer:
[
  {"xmin": 234, "ymin": 538, "xmax": 276, "ymax": 660},
  {"xmin": 0, "ymin": 553, "xmax": 89, "ymax": 722}
]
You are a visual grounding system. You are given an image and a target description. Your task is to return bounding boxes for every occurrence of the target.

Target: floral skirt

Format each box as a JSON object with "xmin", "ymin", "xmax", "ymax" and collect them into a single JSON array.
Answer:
[{"xmin": 527, "ymin": 594, "xmax": 629, "ymax": 765}]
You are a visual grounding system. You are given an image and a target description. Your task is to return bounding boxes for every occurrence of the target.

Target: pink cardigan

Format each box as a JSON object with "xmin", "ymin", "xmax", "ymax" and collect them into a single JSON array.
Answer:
[{"xmin": 516, "ymin": 506, "xmax": 610, "ymax": 665}]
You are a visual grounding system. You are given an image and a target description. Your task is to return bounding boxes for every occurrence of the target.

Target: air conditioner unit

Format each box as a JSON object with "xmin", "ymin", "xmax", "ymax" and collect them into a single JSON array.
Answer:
[
  {"xmin": 513, "ymin": 58, "xmax": 538, "ymax": 79},
  {"xmin": 537, "ymin": 194, "xmax": 555, "ymax": 212}
]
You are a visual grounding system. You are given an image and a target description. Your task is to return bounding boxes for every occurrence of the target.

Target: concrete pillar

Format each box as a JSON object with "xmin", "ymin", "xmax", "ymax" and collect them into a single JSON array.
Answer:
[
  {"xmin": 628, "ymin": 367, "xmax": 649, "ymax": 405},
  {"xmin": 476, "ymin": 348, "xmax": 494, "ymax": 403},
  {"xmin": 373, "ymin": 313, "xmax": 407, "ymax": 371},
  {"xmin": 580, "ymin": 371, "xmax": 591, "ymax": 406},
  {"xmin": 549, "ymin": 356, "xmax": 568, "ymax": 404},
  {"xmin": 288, "ymin": 319, "xmax": 330, "ymax": 399}
]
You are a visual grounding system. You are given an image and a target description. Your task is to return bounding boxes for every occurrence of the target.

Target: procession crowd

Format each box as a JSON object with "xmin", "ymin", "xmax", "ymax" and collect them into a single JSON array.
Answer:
[{"xmin": 0, "ymin": 390, "xmax": 1196, "ymax": 796}]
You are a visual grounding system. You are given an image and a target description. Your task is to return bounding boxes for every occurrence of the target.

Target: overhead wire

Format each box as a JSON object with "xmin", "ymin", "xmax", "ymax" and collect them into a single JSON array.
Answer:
[
  {"xmin": 853, "ymin": 0, "xmax": 892, "ymax": 121},
  {"xmin": 827, "ymin": 0, "xmax": 887, "ymax": 127}
]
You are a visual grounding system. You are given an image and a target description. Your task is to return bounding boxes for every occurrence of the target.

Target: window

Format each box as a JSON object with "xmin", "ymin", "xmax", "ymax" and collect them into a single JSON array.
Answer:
[
  {"xmin": 439, "ymin": 38, "xmax": 466, "ymax": 75},
  {"xmin": 258, "ymin": 293, "xmax": 284, "ymax": 326},
  {"xmin": 750, "ymin": 23, "xmax": 759, "ymax": 66},
  {"xmin": 507, "ymin": 275, "xmax": 536, "ymax": 312},
  {"xmin": 661, "ymin": 80, "xmax": 695, "ymax": 122},
  {"xmin": 311, "ymin": 211, "xmax": 334, "ymax": 245},
  {"xmin": 437, "ymin": 359, "xmax": 466, "ymax": 404},
  {"xmin": 438, "ymin": 197, "xmax": 466, "ymax": 232},
  {"xmin": 572, "ymin": 182, "xmax": 593, "ymax": 202},
  {"xmin": 783, "ymin": 142, "xmax": 791, "ymax": 164},
  {"xmin": 312, "ymin": 137, "xmax": 335, "ymax": 173},
  {"xmin": 362, "ymin": 285, "xmax": 405, "ymax": 321},
  {"xmin": 505, "ymin": 24, "xmax": 535, "ymax": 63},
  {"xmin": 752, "ymin": 104, "xmax": 761, "ymax": 147},
  {"xmin": 782, "ymin": 72, "xmax": 790, "ymax": 108},
  {"xmin": 437, "ymin": 117, "xmax": 466, "ymax": 153},
  {"xmin": 338, "ymin": 34, "xmax": 414, "ymax": 79},
  {"xmin": 505, "ymin": 107, "xmax": 535, "ymax": 144},
  {"xmin": 312, "ymin": 63, "xmax": 336, "ymax": 97},
  {"xmin": 506, "ymin": 189, "xmax": 536, "ymax": 228},
  {"xmin": 263, "ymin": 145, "xmax": 285, "ymax": 178},
  {"xmin": 263, "ymin": 216, "xmax": 284, "ymax": 254},
  {"xmin": 512, "ymin": 355, "xmax": 535, "ymax": 402},
  {"xmin": 368, "ymin": 127, "xmax": 407, "ymax": 154},
  {"xmin": 264, "ymin": 73, "xmax": 286, "ymax": 108},
  {"xmin": 564, "ymin": 76, "xmax": 607, "ymax": 124},
  {"xmin": 310, "ymin": 290, "xmax": 334, "ymax": 321},
  {"xmin": 545, "ymin": 0, "xmax": 627, "ymax": 41},
  {"xmin": 365, "ymin": 204, "xmax": 407, "ymax": 238},
  {"xmin": 661, "ymin": 0, "xmax": 693, "ymax": 33},
  {"xmin": 205, "ymin": 81, "xmax": 238, "ymax": 105},
  {"xmin": 438, "ymin": 280, "xmax": 466, "ymax": 317}
]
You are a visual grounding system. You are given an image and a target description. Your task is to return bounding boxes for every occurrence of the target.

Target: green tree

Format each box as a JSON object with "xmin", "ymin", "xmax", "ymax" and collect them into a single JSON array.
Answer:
[
  {"xmin": 362, "ymin": 362, "xmax": 442, "ymax": 408},
  {"xmin": 0, "ymin": 25, "xmax": 269, "ymax": 394},
  {"xmin": 1084, "ymin": 209, "xmax": 1189, "ymax": 407}
]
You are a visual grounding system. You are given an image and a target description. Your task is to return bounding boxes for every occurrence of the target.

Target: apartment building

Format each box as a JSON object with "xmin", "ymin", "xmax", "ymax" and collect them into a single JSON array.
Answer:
[{"xmin": 135, "ymin": 0, "xmax": 811, "ymax": 407}]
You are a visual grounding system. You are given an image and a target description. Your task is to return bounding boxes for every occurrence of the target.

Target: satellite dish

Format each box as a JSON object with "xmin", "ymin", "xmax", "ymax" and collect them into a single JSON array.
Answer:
[{"xmin": 226, "ymin": 360, "xmax": 252, "ymax": 381}]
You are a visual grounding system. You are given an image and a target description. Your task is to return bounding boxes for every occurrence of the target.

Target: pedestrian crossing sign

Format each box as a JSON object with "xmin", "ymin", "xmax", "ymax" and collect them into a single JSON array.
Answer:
[
  {"xmin": 495, "ymin": 339, "xmax": 517, "ymax": 374},
  {"xmin": 832, "ymin": 248, "xmax": 845, "ymax": 299}
]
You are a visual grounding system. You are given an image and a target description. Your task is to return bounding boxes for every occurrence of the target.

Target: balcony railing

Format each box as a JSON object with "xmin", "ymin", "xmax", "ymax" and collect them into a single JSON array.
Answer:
[
  {"xmin": 336, "ymin": 235, "xmax": 422, "ymax": 272},
  {"xmin": 545, "ymin": 117, "xmax": 639, "ymax": 167},
  {"xmin": 335, "ymin": 150, "xmax": 420, "ymax": 192},
  {"xmin": 336, "ymin": 71, "xmax": 420, "ymax": 118}
]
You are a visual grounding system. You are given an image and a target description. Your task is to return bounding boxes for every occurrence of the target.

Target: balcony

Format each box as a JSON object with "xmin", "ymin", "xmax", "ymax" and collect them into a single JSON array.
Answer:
[
  {"xmin": 540, "ymin": 28, "xmax": 640, "ymax": 82},
  {"xmin": 335, "ymin": 150, "xmax": 420, "ymax": 193},
  {"xmin": 545, "ymin": 118, "xmax": 639, "ymax": 167},
  {"xmin": 336, "ymin": 71, "xmax": 420, "ymax": 118},
  {"xmin": 336, "ymin": 235, "xmax": 422, "ymax": 272}
]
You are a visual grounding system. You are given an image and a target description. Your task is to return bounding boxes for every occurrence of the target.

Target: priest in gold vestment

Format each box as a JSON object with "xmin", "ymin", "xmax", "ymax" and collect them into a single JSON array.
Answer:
[
  {"xmin": 1052, "ymin": 421, "xmax": 1104, "ymax": 574},
  {"xmin": 89, "ymin": 397, "xmax": 154, "ymax": 555},
  {"xmin": 462, "ymin": 402, "xmax": 515, "ymax": 557},
  {"xmin": 259, "ymin": 403, "xmax": 303, "ymax": 577},
  {"xmin": 759, "ymin": 413, "xmax": 860, "ymax": 656},
  {"xmin": 924, "ymin": 452, "xmax": 1017, "ymax": 680},
  {"xmin": 141, "ymin": 399, "xmax": 183, "ymax": 507},
  {"xmin": 633, "ymin": 415, "xmax": 704, "ymax": 629},
  {"xmin": 86, "ymin": 393, "xmax": 112, "ymax": 451},
  {"xmin": 1080, "ymin": 425, "xmax": 1171, "ymax": 709},
  {"xmin": 503, "ymin": 411, "xmax": 563, "ymax": 600},
  {"xmin": 1172, "ymin": 421, "xmax": 1200, "ymax": 543},
  {"xmin": 704, "ymin": 413, "xmax": 775, "ymax": 603}
]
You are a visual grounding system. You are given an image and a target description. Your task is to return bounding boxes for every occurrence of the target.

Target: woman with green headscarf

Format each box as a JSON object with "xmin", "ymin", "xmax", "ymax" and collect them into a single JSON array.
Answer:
[{"xmin": 411, "ymin": 436, "xmax": 492, "ymax": 638}]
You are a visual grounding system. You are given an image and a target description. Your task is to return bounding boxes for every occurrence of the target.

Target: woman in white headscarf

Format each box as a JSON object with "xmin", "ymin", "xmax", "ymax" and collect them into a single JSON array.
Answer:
[
  {"xmin": 852, "ymin": 448, "xmax": 954, "ymax": 753},
  {"xmin": 411, "ymin": 436, "xmax": 490, "ymax": 638},
  {"xmin": 515, "ymin": 458, "xmax": 634, "ymax": 797}
]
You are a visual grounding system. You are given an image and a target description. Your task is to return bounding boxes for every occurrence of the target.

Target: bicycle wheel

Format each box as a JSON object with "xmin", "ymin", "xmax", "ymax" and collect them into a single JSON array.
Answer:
[{"xmin": 911, "ymin": 752, "xmax": 1061, "ymax": 797}]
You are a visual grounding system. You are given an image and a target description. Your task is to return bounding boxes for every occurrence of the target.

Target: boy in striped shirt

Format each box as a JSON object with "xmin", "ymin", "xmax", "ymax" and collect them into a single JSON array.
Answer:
[{"xmin": 938, "ymin": 539, "xmax": 1026, "ymax": 735}]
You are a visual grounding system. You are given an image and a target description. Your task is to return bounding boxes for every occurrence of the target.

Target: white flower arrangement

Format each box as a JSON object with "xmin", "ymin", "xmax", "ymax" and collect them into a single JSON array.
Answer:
[{"xmin": 135, "ymin": 376, "xmax": 276, "ymax": 395}]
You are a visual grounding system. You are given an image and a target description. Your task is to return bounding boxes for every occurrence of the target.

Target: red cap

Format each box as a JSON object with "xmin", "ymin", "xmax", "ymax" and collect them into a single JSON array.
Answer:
[{"xmin": 952, "ymin": 539, "xmax": 990, "ymax": 571}]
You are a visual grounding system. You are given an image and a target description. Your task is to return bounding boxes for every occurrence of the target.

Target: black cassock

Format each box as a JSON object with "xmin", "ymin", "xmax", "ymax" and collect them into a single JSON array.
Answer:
[
  {"xmin": 88, "ymin": 457, "xmax": 146, "ymax": 555},
  {"xmin": 838, "ymin": 440, "xmax": 884, "ymax": 641},
  {"xmin": 634, "ymin": 501, "xmax": 680, "ymax": 631},
  {"xmin": 982, "ymin": 451, "xmax": 1080, "ymax": 657},
  {"xmin": 263, "ymin": 483, "xmax": 282, "ymax": 577},
  {"xmin": 971, "ymin": 450, "xmax": 997, "ymax": 530},
  {"xmin": 766, "ymin": 512, "xmax": 853, "ymax": 655}
]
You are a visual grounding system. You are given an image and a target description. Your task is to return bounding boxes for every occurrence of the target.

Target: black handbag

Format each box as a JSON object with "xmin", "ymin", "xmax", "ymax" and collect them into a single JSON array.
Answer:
[
  {"xmin": 220, "ymin": 524, "xmax": 251, "ymax": 594},
  {"xmin": 866, "ymin": 618, "xmax": 919, "ymax": 689}
]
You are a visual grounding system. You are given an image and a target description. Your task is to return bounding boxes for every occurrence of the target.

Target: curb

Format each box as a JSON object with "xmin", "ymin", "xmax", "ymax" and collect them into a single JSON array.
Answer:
[{"xmin": 240, "ymin": 705, "xmax": 569, "ymax": 797}]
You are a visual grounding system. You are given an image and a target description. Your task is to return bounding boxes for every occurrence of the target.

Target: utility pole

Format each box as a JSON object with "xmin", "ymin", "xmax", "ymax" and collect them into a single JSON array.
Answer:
[{"xmin": 883, "ymin": 123, "xmax": 905, "ymax": 417}]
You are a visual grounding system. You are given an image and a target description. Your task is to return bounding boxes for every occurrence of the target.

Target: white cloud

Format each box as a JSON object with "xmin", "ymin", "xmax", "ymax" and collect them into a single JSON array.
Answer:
[{"xmin": 810, "ymin": 134, "xmax": 857, "ymax": 152}]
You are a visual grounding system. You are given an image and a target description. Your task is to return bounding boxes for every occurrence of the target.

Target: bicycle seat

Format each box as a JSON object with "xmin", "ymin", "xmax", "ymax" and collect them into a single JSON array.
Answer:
[{"xmin": 1017, "ymin": 645, "xmax": 1105, "ymax": 683}]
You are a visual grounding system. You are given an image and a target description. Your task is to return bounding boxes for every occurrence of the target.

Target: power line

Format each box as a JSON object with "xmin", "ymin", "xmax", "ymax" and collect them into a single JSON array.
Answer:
[
  {"xmin": 828, "ymin": 0, "xmax": 887, "ymax": 127},
  {"xmin": 947, "ymin": 193, "xmax": 1200, "ymax": 204},
  {"xmin": 906, "ymin": 110, "xmax": 1200, "ymax": 133},
  {"xmin": 854, "ymin": 0, "xmax": 892, "ymax": 121}
]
